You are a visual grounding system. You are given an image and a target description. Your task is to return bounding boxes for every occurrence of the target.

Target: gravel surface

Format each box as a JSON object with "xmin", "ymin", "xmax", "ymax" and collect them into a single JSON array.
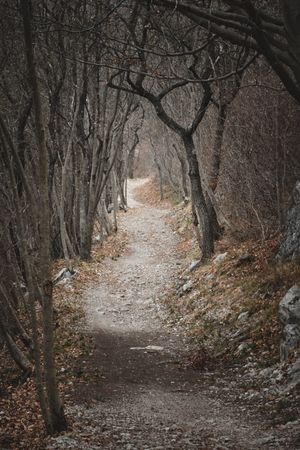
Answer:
[{"xmin": 48, "ymin": 179, "xmax": 298, "ymax": 450}]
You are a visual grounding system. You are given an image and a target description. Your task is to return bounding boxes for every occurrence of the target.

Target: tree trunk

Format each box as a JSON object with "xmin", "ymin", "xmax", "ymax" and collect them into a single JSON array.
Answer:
[
  {"xmin": 178, "ymin": 154, "xmax": 189, "ymax": 199},
  {"xmin": 210, "ymin": 105, "xmax": 227, "ymax": 192},
  {"xmin": 21, "ymin": 0, "xmax": 67, "ymax": 434},
  {"xmin": 128, "ymin": 139, "xmax": 138, "ymax": 179},
  {"xmin": 80, "ymin": 209, "xmax": 95, "ymax": 260},
  {"xmin": 0, "ymin": 324, "xmax": 32, "ymax": 375},
  {"xmin": 183, "ymin": 134, "xmax": 214, "ymax": 259}
]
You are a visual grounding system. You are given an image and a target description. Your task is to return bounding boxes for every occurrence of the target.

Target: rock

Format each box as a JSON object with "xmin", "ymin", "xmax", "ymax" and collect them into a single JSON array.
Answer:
[
  {"xmin": 53, "ymin": 267, "xmax": 76, "ymax": 285},
  {"xmin": 279, "ymin": 285, "xmax": 300, "ymax": 324},
  {"xmin": 188, "ymin": 260, "xmax": 201, "ymax": 272},
  {"xmin": 237, "ymin": 342, "xmax": 249, "ymax": 354},
  {"xmin": 279, "ymin": 285, "xmax": 300, "ymax": 360},
  {"xmin": 145, "ymin": 345, "xmax": 164, "ymax": 352},
  {"xmin": 281, "ymin": 324, "xmax": 300, "ymax": 361},
  {"xmin": 277, "ymin": 180, "xmax": 300, "ymax": 261},
  {"xmin": 213, "ymin": 252, "xmax": 228, "ymax": 264},
  {"xmin": 182, "ymin": 280, "xmax": 193, "ymax": 293},
  {"xmin": 289, "ymin": 357, "xmax": 300, "ymax": 376},
  {"xmin": 237, "ymin": 311, "xmax": 250, "ymax": 321},
  {"xmin": 288, "ymin": 357, "xmax": 300, "ymax": 384},
  {"xmin": 177, "ymin": 279, "xmax": 193, "ymax": 296},
  {"xmin": 130, "ymin": 345, "xmax": 164, "ymax": 352}
]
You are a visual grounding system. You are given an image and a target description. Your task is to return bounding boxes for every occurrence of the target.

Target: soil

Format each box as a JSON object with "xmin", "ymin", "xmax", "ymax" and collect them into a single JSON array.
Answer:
[{"xmin": 48, "ymin": 179, "xmax": 299, "ymax": 450}]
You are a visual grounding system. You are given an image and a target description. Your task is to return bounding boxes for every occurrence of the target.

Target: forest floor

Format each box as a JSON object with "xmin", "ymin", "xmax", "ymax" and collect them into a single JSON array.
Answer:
[
  {"xmin": 1, "ymin": 178, "xmax": 300, "ymax": 449},
  {"xmin": 43, "ymin": 178, "xmax": 299, "ymax": 450}
]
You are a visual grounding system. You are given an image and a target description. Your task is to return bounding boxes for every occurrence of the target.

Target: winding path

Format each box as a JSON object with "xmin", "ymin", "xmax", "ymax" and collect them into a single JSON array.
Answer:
[{"xmin": 49, "ymin": 179, "xmax": 285, "ymax": 450}]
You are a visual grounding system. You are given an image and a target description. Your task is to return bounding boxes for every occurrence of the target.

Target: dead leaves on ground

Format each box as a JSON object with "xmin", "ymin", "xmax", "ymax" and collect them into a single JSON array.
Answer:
[
  {"xmin": 0, "ymin": 229, "xmax": 128, "ymax": 450},
  {"xmin": 164, "ymin": 205, "xmax": 300, "ymax": 368}
]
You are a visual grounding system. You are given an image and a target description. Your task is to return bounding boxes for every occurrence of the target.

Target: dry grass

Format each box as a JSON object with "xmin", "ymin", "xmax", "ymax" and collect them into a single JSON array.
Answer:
[
  {"xmin": 134, "ymin": 177, "xmax": 180, "ymax": 208},
  {"xmin": 164, "ymin": 203, "xmax": 300, "ymax": 367}
]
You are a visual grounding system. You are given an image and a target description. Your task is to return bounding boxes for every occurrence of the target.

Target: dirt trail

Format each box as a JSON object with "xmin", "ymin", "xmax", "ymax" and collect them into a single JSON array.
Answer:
[{"xmin": 49, "ymin": 179, "xmax": 287, "ymax": 450}]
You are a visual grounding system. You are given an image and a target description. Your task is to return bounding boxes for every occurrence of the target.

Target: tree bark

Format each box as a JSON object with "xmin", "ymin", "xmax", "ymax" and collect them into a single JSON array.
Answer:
[
  {"xmin": 210, "ymin": 105, "xmax": 227, "ymax": 192},
  {"xmin": 173, "ymin": 144, "xmax": 189, "ymax": 199},
  {"xmin": 183, "ymin": 134, "xmax": 214, "ymax": 259},
  {"xmin": 21, "ymin": 0, "xmax": 67, "ymax": 434}
]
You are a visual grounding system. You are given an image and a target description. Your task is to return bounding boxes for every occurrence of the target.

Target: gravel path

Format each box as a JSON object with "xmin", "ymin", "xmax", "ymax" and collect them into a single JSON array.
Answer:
[{"xmin": 48, "ymin": 179, "xmax": 290, "ymax": 450}]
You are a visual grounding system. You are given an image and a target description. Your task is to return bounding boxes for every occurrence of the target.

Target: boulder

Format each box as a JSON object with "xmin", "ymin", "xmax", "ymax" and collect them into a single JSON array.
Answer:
[
  {"xmin": 279, "ymin": 285, "xmax": 300, "ymax": 324},
  {"xmin": 288, "ymin": 357, "xmax": 300, "ymax": 385},
  {"xmin": 277, "ymin": 180, "xmax": 300, "ymax": 261},
  {"xmin": 281, "ymin": 324, "xmax": 300, "ymax": 361},
  {"xmin": 279, "ymin": 285, "xmax": 300, "ymax": 360}
]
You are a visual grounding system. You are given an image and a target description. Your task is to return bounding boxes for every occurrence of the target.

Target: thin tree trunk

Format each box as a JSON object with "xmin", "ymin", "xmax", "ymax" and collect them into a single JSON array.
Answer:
[
  {"xmin": 21, "ymin": 0, "xmax": 67, "ymax": 433},
  {"xmin": 183, "ymin": 134, "xmax": 214, "ymax": 259},
  {"xmin": 0, "ymin": 323, "xmax": 32, "ymax": 375},
  {"xmin": 127, "ymin": 135, "xmax": 138, "ymax": 179},
  {"xmin": 173, "ymin": 145, "xmax": 189, "ymax": 199},
  {"xmin": 210, "ymin": 105, "xmax": 227, "ymax": 192},
  {"xmin": 112, "ymin": 170, "xmax": 118, "ymax": 232}
]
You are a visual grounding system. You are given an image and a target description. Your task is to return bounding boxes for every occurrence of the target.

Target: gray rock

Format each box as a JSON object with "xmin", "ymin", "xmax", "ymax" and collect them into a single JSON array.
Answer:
[
  {"xmin": 188, "ymin": 259, "xmax": 201, "ymax": 272},
  {"xmin": 288, "ymin": 357, "xmax": 300, "ymax": 384},
  {"xmin": 237, "ymin": 342, "xmax": 249, "ymax": 353},
  {"xmin": 213, "ymin": 252, "xmax": 228, "ymax": 264},
  {"xmin": 279, "ymin": 285, "xmax": 300, "ymax": 324},
  {"xmin": 53, "ymin": 267, "xmax": 76, "ymax": 285},
  {"xmin": 176, "ymin": 278, "xmax": 193, "ymax": 296},
  {"xmin": 277, "ymin": 180, "xmax": 300, "ymax": 261},
  {"xmin": 281, "ymin": 324, "xmax": 300, "ymax": 361},
  {"xmin": 130, "ymin": 345, "xmax": 164, "ymax": 352},
  {"xmin": 182, "ymin": 280, "xmax": 193, "ymax": 293},
  {"xmin": 279, "ymin": 286, "xmax": 300, "ymax": 360}
]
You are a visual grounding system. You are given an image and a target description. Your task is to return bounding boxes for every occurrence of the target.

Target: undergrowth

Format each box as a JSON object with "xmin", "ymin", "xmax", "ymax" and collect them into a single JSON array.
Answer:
[
  {"xmin": 0, "ymin": 229, "xmax": 128, "ymax": 450},
  {"xmin": 164, "ymin": 201, "xmax": 300, "ymax": 368}
]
